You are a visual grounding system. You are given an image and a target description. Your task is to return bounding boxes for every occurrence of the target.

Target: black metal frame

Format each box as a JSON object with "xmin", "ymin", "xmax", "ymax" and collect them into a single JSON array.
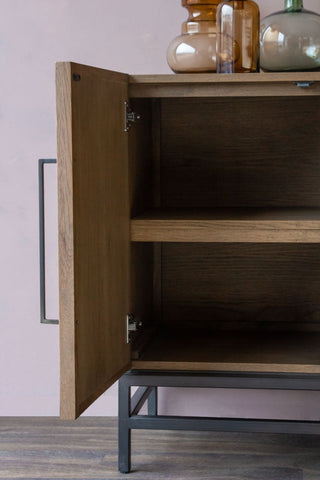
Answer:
[{"xmin": 118, "ymin": 370, "xmax": 320, "ymax": 473}]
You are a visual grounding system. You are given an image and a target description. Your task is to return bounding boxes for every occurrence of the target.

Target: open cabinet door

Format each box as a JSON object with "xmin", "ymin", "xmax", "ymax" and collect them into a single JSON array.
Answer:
[{"xmin": 56, "ymin": 62, "xmax": 131, "ymax": 419}]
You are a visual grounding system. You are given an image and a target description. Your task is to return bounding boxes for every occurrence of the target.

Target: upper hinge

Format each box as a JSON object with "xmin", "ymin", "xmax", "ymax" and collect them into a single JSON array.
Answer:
[
  {"xmin": 125, "ymin": 102, "xmax": 141, "ymax": 132},
  {"xmin": 126, "ymin": 314, "xmax": 142, "ymax": 343}
]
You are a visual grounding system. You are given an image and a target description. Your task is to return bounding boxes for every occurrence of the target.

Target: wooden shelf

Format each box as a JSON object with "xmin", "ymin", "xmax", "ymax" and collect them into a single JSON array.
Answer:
[
  {"xmin": 132, "ymin": 329, "xmax": 320, "ymax": 374},
  {"xmin": 131, "ymin": 208, "xmax": 320, "ymax": 243}
]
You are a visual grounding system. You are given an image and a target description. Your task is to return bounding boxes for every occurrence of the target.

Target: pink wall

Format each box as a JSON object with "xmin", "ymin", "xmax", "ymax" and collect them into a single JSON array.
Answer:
[{"xmin": 2, "ymin": 0, "xmax": 320, "ymax": 417}]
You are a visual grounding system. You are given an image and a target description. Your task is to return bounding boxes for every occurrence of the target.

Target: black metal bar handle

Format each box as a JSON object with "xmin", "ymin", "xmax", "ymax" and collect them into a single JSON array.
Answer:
[{"xmin": 38, "ymin": 159, "xmax": 59, "ymax": 325}]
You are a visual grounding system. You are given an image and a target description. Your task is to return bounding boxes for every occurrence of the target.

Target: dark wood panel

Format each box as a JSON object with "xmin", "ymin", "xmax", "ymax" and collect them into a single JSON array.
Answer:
[
  {"xmin": 128, "ymin": 99, "xmax": 160, "ymax": 354},
  {"xmin": 151, "ymin": 100, "xmax": 163, "ymax": 325},
  {"xmin": 132, "ymin": 208, "xmax": 320, "ymax": 221},
  {"xmin": 161, "ymin": 243, "xmax": 320, "ymax": 331},
  {"xmin": 1, "ymin": 417, "xmax": 320, "ymax": 478},
  {"xmin": 161, "ymin": 97, "xmax": 320, "ymax": 207},
  {"xmin": 134, "ymin": 329, "xmax": 320, "ymax": 373},
  {"xmin": 129, "ymin": 99, "xmax": 154, "ymax": 216},
  {"xmin": 130, "ymin": 242, "xmax": 154, "ymax": 358}
]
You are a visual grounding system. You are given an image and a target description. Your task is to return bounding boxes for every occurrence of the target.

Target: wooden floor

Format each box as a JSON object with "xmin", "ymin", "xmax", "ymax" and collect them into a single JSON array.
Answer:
[{"xmin": 1, "ymin": 417, "xmax": 320, "ymax": 479}]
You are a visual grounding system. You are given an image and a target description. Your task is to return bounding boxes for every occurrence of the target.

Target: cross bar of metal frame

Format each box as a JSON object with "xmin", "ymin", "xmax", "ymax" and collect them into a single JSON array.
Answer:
[
  {"xmin": 131, "ymin": 387, "xmax": 154, "ymax": 415},
  {"xmin": 129, "ymin": 415, "xmax": 320, "ymax": 435},
  {"xmin": 120, "ymin": 370, "xmax": 320, "ymax": 391}
]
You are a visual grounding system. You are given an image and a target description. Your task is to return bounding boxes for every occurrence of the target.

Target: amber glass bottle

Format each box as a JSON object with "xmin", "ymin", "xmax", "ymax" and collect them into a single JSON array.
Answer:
[
  {"xmin": 167, "ymin": 0, "xmax": 223, "ymax": 73},
  {"xmin": 216, "ymin": 0, "xmax": 260, "ymax": 73}
]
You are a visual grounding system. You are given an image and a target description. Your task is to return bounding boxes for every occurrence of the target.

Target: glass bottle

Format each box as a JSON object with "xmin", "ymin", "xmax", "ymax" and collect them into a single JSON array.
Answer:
[
  {"xmin": 260, "ymin": 0, "xmax": 320, "ymax": 72},
  {"xmin": 167, "ymin": 0, "xmax": 223, "ymax": 73},
  {"xmin": 216, "ymin": 0, "xmax": 260, "ymax": 73}
]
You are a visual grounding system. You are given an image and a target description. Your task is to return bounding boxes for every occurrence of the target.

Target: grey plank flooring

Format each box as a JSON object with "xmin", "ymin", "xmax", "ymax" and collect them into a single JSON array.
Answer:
[{"xmin": 1, "ymin": 417, "xmax": 320, "ymax": 479}]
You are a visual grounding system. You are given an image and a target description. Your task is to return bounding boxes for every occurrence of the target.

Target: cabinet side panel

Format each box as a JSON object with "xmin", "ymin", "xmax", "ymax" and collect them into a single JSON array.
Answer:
[
  {"xmin": 128, "ymin": 99, "xmax": 155, "ymax": 354},
  {"xmin": 56, "ymin": 63, "xmax": 77, "ymax": 419}
]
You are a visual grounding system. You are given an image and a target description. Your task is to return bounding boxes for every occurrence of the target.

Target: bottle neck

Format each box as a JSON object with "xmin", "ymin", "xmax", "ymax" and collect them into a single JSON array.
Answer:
[
  {"xmin": 285, "ymin": 0, "xmax": 303, "ymax": 12},
  {"xmin": 187, "ymin": 5, "xmax": 217, "ymax": 22},
  {"xmin": 182, "ymin": 4, "xmax": 218, "ymax": 34}
]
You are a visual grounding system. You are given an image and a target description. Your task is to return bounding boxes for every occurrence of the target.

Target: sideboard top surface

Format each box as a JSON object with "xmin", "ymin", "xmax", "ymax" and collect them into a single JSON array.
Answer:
[
  {"xmin": 129, "ymin": 72, "xmax": 320, "ymax": 84},
  {"xmin": 128, "ymin": 72, "xmax": 320, "ymax": 97}
]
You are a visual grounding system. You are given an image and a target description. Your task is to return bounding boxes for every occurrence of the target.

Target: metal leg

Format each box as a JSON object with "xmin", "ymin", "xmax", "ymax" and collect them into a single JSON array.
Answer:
[
  {"xmin": 118, "ymin": 377, "xmax": 131, "ymax": 474},
  {"xmin": 148, "ymin": 387, "xmax": 158, "ymax": 416}
]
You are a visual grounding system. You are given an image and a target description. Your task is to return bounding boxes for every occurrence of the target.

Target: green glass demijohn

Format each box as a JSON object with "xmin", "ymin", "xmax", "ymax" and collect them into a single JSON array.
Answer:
[{"xmin": 260, "ymin": 0, "xmax": 320, "ymax": 71}]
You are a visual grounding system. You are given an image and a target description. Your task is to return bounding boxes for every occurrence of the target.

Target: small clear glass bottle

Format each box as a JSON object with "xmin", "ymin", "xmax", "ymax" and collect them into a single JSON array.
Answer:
[
  {"xmin": 260, "ymin": 0, "xmax": 320, "ymax": 72},
  {"xmin": 167, "ymin": 0, "xmax": 223, "ymax": 73},
  {"xmin": 216, "ymin": 0, "xmax": 260, "ymax": 73}
]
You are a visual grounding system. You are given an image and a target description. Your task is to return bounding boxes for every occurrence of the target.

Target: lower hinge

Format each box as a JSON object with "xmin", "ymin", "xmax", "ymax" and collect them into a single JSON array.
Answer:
[
  {"xmin": 125, "ymin": 102, "xmax": 141, "ymax": 132},
  {"xmin": 126, "ymin": 314, "xmax": 142, "ymax": 343}
]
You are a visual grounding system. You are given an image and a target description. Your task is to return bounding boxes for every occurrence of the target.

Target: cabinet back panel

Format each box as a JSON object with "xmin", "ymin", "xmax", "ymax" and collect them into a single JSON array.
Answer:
[
  {"xmin": 128, "ymin": 99, "xmax": 154, "ymax": 216},
  {"xmin": 161, "ymin": 243, "xmax": 320, "ymax": 332},
  {"xmin": 161, "ymin": 97, "xmax": 320, "ymax": 207}
]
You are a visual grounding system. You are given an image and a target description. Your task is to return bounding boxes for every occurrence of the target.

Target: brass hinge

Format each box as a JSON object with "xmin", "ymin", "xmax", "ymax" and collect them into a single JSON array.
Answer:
[
  {"xmin": 126, "ymin": 314, "xmax": 142, "ymax": 343},
  {"xmin": 125, "ymin": 102, "xmax": 141, "ymax": 132}
]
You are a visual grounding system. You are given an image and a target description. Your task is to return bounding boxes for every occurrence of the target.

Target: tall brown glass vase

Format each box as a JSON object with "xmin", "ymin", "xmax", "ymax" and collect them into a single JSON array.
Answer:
[{"xmin": 216, "ymin": 0, "xmax": 260, "ymax": 73}]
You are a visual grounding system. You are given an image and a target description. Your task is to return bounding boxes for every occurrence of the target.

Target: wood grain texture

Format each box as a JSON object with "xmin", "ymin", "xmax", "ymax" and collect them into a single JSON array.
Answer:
[
  {"xmin": 161, "ymin": 243, "xmax": 320, "ymax": 332},
  {"xmin": 128, "ymin": 99, "xmax": 155, "ymax": 352},
  {"xmin": 128, "ymin": 99, "xmax": 154, "ymax": 216},
  {"xmin": 57, "ymin": 66, "xmax": 320, "ymax": 413},
  {"xmin": 129, "ymin": 242, "xmax": 154, "ymax": 356},
  {"xmin": 1, "ymin": 417, "xmax": 320, "ymax": 479},
  {"xmin": 131, "ymin": 208, "xmax": 320, "ymax": 243},
  {"xmin": 56, "ymin": 62, "xmax": 131, "ymax": 419},
  {"xmin": 56, "ymin": 62, "xmax": 76, "ymax": 420},
  {"xmin": 130, "ymin": 72, "xmax": 320, "ymax": 84},
  {"xmin": 151, "ymin": 100, "xmax": 163, "ymax": 325},
  {"xmin": 129, "ymin": 72, "xmax": 320, "ymax": 98},
  {"xmin": 133, "ymin": 330, "xmax": 320, "ymax": 373},
  {"xmin": 160, "ymin": 97, "xmax": 320, "ymax": 208}
]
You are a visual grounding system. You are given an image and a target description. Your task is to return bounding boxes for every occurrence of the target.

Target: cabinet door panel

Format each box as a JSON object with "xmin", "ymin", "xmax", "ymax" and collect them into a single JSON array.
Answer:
[{"xmin": 56, "ymin": 62, "xmax": 131, "ymax": 419}]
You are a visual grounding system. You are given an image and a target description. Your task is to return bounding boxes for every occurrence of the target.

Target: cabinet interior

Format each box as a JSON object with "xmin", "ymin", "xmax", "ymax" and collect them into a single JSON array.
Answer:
[{"xmin": 129, "ymin": 95, "xmax": 320, "ymax": 373}]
